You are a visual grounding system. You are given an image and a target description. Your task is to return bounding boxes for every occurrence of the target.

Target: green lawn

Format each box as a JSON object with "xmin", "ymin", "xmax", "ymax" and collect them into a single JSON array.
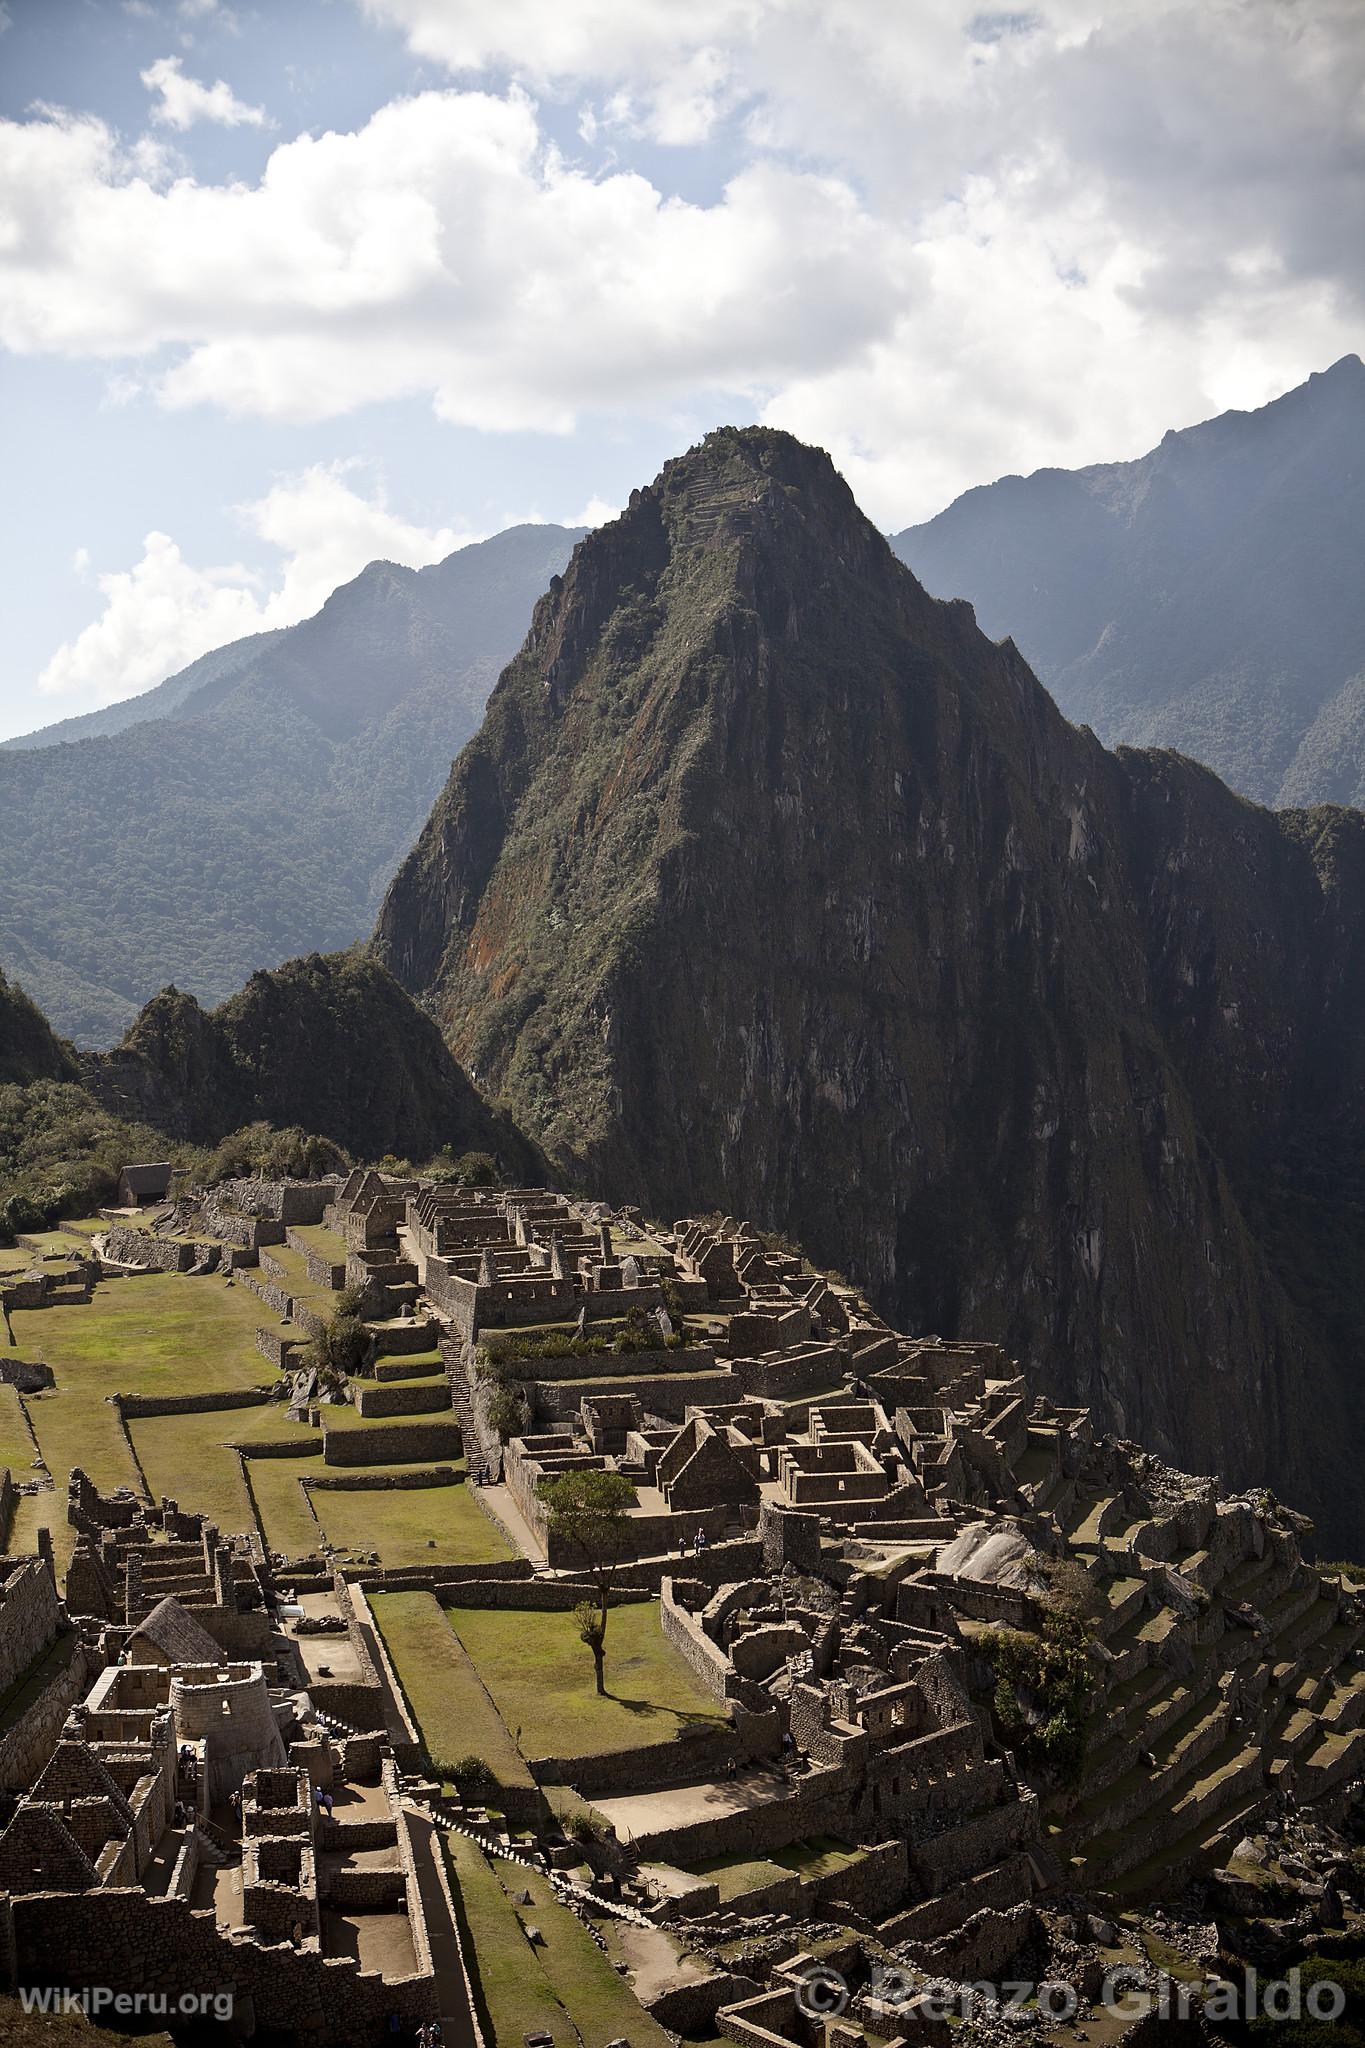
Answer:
[
  {"xmin": 443, "ymin": 1836, "xmax": 672, "ymax": 2048},
  {"xmin": 129, "ymin": 1400, "xmax": 312, "ymax": 1537},
  {"xmin": 690, "ymin": 1837, "xmax": 858, "ymax": 1901},
  {"xmin": 446, "ymin": 1601, "xmax": 726, "ymax": 1761},
  {"xmin": 244, "ymin": 1455, "xmax": 326, "ymax": 1558},
  {"xmin": 502, "ymin": 1861, "xmax": 673, "ymax": 2048},
  {"xmin": 11, "ymin": 1271, "xmax": 275, "ymax": 1510},
  {"xmin": 369, "ymin": 1590, "xmax": 534, "ymax": 1790},
  {"xmin": 260, "ymin": 1242, "xmax": 341, "ymax": 1315},
  {"xmin": 310, "ymin": 1474, "xmax": 514, "ymax": 1568},
  {"xmin": 0, "ymin": 1385, "xmax": 36, "ymax": 1478},
  {"xmin": 443, "ymin": 1833, "xmax": 568, "ymax": 2047},
  {"xmin": 287, "ymin": 1222, "xmax": 348, "ymax": 1263}
]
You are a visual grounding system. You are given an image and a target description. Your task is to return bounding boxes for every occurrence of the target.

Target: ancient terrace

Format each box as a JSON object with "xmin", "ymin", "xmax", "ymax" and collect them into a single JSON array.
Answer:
[{"xmin": 0, "ymin": 1175, "xmax": 1363, "ymax": 2043}]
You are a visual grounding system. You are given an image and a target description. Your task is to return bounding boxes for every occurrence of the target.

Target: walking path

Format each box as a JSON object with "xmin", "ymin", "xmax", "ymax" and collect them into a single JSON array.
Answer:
[{"xmin": 402, "ymin": 1804, "xmax": 480, "ymax": 2048}]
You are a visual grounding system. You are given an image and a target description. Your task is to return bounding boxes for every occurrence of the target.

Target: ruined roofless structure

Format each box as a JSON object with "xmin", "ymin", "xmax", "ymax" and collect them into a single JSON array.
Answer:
[{"xmin": 0, "ymin": 1173, "xmax": 1362, "ymax": 2043}]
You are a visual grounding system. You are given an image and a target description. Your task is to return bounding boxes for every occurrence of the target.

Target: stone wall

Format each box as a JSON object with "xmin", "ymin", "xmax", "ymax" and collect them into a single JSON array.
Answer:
[
  {"xmin": 909, "ymin": 1789, "xmax": 1040, "ymax": 1894},
  {"xmin": 116, "ymin": 1388, "xmax": 271, "ymax": 1420},
  {"xmin": 649, "ymin": 1973, "xmax": 761, "ymax": 2033},
  {"xmin": 621, "ymin": 1760, "xmax": 854, "ymax": 1864},
  {"xmin": 533, "ymin": 1717, "xmax": 739, "ymax": 1797},
  {"xmin": 878, "ymin": 1852, "xmax": 1033, "ymax": 1946},
  {"xmin": 660, "ymin": 1579, "xmax": 741, "ymax": 1703},
  {"xmin": 0, "ymin": 1360, "xmax": 54, "ymax": 1394},
  {"xmin": 241, "ymin": 1268, "xmax": 329, "ymax": 1340},
  {"xmin": 532, "ymin": 1369, "xmax": 735, "ymax": 1424},
  {"xmin": 223, "ymin": 1179, "xmax": 336, "ymax": 1226},
  {"xmin": 481, "ymin": 1340, "xmax": 717, "ymax": 1381},
  {"xmin": 0, "ymin": 1636, "xmax": 90, "ymax": 1793},
  {"xmin": 353, "ymin": 1380, "xmax": 452, "ymax": 1419},
  {"xmin": 0, "ymin": 1558, "xmax": 61, "ymax": 1696},
  {"xmin": 286, "ymin": 1229, "xmax": 347, "ymax": 1288},
  {"xmin": 101, "ymin": 1226, "xmax": 194, "ymax": 1273},
  {"xmin": 322, "ymin": 1419, "xmax": 462, "ymax": 1467},
  {"xmin": 4, "ymin": 1886, "xmax": 437, "ymax": 2043}
]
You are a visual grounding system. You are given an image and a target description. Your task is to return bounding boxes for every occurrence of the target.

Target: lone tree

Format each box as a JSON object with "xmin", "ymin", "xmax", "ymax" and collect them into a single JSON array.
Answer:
[{"xmin": 536, "ymin": 1469, "xmax": 636, "ymax": 1694}]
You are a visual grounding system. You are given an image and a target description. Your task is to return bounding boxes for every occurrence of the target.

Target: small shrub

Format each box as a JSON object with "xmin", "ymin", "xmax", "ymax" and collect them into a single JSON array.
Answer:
[
  {"xmin": 487, "ymin": 1385, "xmax": 528, "ymax": 1444},
  {"xmin": 445, "ymin": 1754, "xmax": 497, "ymax": 1803}
]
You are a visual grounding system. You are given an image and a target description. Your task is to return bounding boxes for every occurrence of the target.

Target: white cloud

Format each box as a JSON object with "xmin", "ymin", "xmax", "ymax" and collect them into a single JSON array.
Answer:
[
  {"xmin": 141, "ymin": 54, "xmax": 266, "ymax": 129},
  {"xmin": 570, "ymin": 496, "xmax": 620, "ymax": 528},
  {"xmin": 37, "ymin": 465, "xmax": 468, "ymax": 711},
  {"xmin": 0, "ymin": 91, "xmax": 896, "ymax": 429},
  {"xmin": 1, "ymin": 4, "xmax": 1362, "ymax": 527}
]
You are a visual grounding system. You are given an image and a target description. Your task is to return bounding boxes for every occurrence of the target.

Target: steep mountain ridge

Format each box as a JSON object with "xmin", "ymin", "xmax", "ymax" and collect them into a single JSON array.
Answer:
[
  {"xmin": 376, "ymin": 425, "xmax": 1365, "ymax": 1549},
  {"xmin": 892, "ymin": 355, "xmax": 1365, "ymax": 808},
  {"xmin": 82, "ymin": 952, "xmax": 535, "ymax": 1168},
  {"xmin": 0, "ymin": 968, "xmax": 77, "ymax": 1088},
  {"xmin": 0, "ymin": 523, "xmax": 583, "ymax": 1044}
]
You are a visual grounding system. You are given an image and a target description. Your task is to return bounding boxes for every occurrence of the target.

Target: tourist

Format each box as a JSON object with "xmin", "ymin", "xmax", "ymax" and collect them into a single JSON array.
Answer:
[
  {"xmin": 289, "ymin": 1920, "xmax": 303, "ymax": 1950},
  {"xmin": 321, "ymin": 1787, "xmax": 334, "ymax": 1818}
]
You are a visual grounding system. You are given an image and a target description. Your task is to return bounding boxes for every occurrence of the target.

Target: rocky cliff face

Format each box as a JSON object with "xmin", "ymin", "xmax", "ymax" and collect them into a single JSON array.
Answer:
[
  {"xmin": 375, "ymin": 426, "xmax": 1365, "ymax": 1550},
  {"xmin": 892, "ymin": 355, "xmax": 1365, "ymax": 809},
  {"xmin": 85, "ymin": 953, "xmax": 535, "ymax": 1170}
]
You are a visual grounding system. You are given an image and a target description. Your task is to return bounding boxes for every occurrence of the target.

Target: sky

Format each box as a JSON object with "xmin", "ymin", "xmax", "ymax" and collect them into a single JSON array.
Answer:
[{"xmin": 0, "ymin": 0, "xmax": 1362, "ymax": 742}]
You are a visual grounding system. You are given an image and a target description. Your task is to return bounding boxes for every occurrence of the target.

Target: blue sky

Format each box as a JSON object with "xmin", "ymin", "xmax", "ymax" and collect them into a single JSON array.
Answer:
[{"xmin": 1, "ymin": 0, "xmax": 1361, "ymax": 740}]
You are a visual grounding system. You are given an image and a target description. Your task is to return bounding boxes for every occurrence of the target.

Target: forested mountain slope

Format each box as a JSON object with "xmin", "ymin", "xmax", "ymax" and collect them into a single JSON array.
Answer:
[{"xmin": 0, "ymin": 523, "xmax": 582, "ymax": 1044}]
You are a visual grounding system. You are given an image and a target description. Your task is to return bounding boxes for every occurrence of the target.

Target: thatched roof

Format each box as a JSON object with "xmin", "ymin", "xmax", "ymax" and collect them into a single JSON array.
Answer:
[{"xmin": 129, "ymin": 1595, "xmax": 223, "ymax": 1667}]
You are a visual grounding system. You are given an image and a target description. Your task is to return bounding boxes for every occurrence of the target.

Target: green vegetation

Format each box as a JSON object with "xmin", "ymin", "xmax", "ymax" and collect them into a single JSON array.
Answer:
[
  {"xmin": 481, "ymin": 1305, "xmax": 687, "ymax": 1365},
  {"xmin": 690, "ymin": 1837, "xmax": 858, "ymax": 1902},
  {"xmin": 130, "ymin": 1402, "xmax": 313, "ymax": 1541},
  {"xmin": 536, "ymin": 1467, "xmax": 638, "ymax": 1693},
  {"xmin": 310, "ymin": 1474, "xmax": 515, "ymax": 1568},
  {"xmin": 444, "ymin": 1600, "xmax": 725, "ymax": 1759},
  {"xmin": 242, "ymin": 1453, "xmax": 326, "ymax": 1558},
  {"xmin": 11, "ymin": 1273, "xmax": 276, "ymax": 1533},
  {"xmin": 444, "ymin": 1834, "xmax": 672, "ymax": 2048},
  {"xmin": 0, "ymin": 522, "xmax": 580, "ymax": 1045},
  {"xmin": 1248, "ymin": 1951, "xmax": 1365, "ymax": 2047},
  {"xmin": 980, "ymin": 1610, "xmax": 1095, "ymax": 1783},
  {"xmin": 369, "ymin": 1590, "xmax": 534, "ymax": 1794}
]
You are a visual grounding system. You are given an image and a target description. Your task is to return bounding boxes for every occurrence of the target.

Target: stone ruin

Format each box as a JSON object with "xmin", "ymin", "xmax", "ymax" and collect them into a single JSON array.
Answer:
[
  {"xmin": 0, "ymin": 1179, "xmax": 1363, "ymax": 2044},
  {"xmin": 0, "ymin": 1473, "xmax": 440, "ymax": 2043}
]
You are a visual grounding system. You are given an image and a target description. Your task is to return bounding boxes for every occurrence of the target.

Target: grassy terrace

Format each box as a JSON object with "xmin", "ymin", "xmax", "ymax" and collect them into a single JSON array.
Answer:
[
  {"xmin": 286, "ymin": 1222, "xmax": 348, "ymax": 1261},
  {"xmin": 130, "ymin": 1401, "xmax": 312, "ymax": 1537},
  {"xmin": 690, "ymin": 1837, "xmax": 859, "ymax": 1902},
  {"xmin": 245, "ymin": 1454, "xmax": 327, "ymax": 1558},
  {"xmin": 445, "ymin": 1835, "xmax": 672, "ymax": 2048},
  {"xmin": 445, "ymin": 1601, "xmax": 726, "ymax": 1761},
  {"xmin": 311, "ymin": 1472, "xmax": 514, "ymax": 1567},
  {"xmin": 9, "ymin": 1273, "xmax": 276, "ymax": 1564},
  {"xmin": 260, "ymin": 1241, "xmax": 342, "ymax": 1315},
  {"xmin": 370, "ymin": 1590, "xmax": 534, "ymax": 1792},
  {"xmin": 0, "ymin": 1385, "xmax": 36, "ymax": 1477}
]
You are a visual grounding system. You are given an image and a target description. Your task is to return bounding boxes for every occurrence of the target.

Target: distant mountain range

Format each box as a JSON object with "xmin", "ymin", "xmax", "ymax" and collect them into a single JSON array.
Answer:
[
  {"xmin": 0, "ymin": 523, "xmax": 582, "ymax": 1045},
  {"xmin": 892, "ymin": 354, "xmax": 1365, "ymax": 809},
  {"xmin": 375, "ymin": 424, "xmax": 1365, "ymax": 1551}
]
